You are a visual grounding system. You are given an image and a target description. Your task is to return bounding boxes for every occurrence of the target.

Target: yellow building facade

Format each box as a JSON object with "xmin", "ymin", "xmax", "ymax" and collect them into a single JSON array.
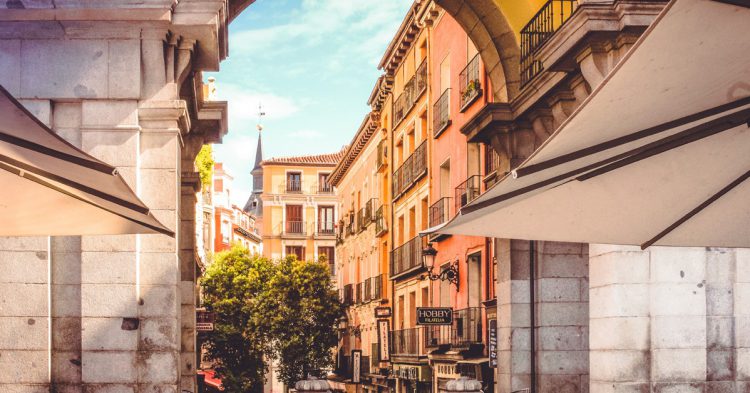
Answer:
[
  {"xmin": 260, "ymin": 150, "xmax": 345, "ymax": 266},
  {"xmin": 381, "ymin": 6, "xmax": 434, "ymax": 393},
  {"xmin": 329, "ymin": 111, "xmax": 391, "ymax": 393}
]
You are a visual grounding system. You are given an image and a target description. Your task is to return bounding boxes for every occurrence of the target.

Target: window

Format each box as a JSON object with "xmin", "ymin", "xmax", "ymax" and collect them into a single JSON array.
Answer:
[
  {"xmin": 468, "ymin": 252, "xmax": 482, "ymax": 307},
  {"xmin": 287, "ymin": 172, "xmax": 301, "ymax": 192},
  {"xmin": 221, "ymin": 220, "xmax": 230, "ymax": 244},
  {"xmin": 286, "ymin": 205, "xmax": 304, "ymax": 234},
  {"xmin": 319, "ymin": 246, "xmax": 335, "ymax": 275},
  {"xmin": 286, "ymin": 245, "xmax": 305, "ymax": 260},
  {"xmin": 440, "ymin": 160, "xmax": 451, "ymax": 198},
  {"xmin": 319, "ymin": 173, "xmax": 332, "ymax": 193},
  {"xmin": 318, "ymin": 206, "xmax": 335, "ymax": 234}
]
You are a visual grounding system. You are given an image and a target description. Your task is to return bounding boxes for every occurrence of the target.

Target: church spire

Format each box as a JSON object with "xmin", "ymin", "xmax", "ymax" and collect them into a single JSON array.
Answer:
[{"xmin": 253, "ymin": 103, "xmax": 265, "ymax": 170}]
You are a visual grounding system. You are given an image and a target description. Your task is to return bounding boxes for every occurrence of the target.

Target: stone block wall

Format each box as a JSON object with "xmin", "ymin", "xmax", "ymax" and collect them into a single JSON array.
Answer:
[
  {"xmin": 497, "ymin": 239, "xmax": 589, "ymax": 393},
  {"xmin": 589, "ymin": 244, "xmax": 750, "ymax": 392},
  {"xmin": 0, "ymin": 18, "xmax": 211, "ymax": 392}
]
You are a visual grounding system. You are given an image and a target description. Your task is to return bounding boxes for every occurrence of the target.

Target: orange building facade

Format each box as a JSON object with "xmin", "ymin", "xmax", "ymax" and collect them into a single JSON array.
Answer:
[{"xmin": 424, "ymin": 10, "xmax": 497, "ymax": 391}]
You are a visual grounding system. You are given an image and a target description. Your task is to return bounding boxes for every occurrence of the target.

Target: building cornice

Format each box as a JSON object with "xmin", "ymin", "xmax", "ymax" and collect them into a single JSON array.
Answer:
[{"xmin": 329, "ymin": 112, "xmax": 381, "ymax": 187}]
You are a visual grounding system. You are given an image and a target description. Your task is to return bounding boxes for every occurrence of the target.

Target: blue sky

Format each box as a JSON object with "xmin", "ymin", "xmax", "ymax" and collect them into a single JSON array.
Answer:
[{"xmin": 209, "ymin": 0, "xmax": 411, "ymax": 206}]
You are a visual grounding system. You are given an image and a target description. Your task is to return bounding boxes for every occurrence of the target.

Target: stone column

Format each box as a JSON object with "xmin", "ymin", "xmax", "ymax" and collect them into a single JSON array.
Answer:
[
  {"xmin": 497, "ymin": 240, "xmax": 589, "ymax": 393},
  {"xmin": 589, "ymin": 245, "xmax": 749, "ymax": 391},
  {"xmin": 137, "ymin": 102, "xmax": 185, "ymax": 392}
]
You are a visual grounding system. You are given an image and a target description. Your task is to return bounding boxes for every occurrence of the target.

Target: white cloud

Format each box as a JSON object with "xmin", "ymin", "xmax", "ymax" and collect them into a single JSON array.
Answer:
[{"xmin": 215, "ymin": 83, "xmax": 300, "ymax": 124}]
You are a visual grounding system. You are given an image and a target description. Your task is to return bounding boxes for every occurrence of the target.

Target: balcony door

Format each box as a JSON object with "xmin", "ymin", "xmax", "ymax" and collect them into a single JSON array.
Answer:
[
  {"xmin": 287, "ymin": 171, "xmax": 301, "ymax": 192},
  {"xmin": 467, "ymin": 252, "xmax": 482, "ymax": 308},
  {"xmin": 286, "ymin": 204, "xmax": 303, "ymax": 234},
  {"xmin": 319, "ymin": 173, "xmax": 331, "ymax": 193},
  {"xmin": 286, "ymin": 245, "xmax": 305, "ymax": 260},
  {"xmin": 318, "ymin": 205, "xmax": 334, "ymax": 234}
]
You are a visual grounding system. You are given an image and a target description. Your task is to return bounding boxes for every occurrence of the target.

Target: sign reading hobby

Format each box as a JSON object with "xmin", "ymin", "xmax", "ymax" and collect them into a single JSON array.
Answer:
[{"xmin": 416, "ymin": 307, "xmax": 452, "ymax": 325}]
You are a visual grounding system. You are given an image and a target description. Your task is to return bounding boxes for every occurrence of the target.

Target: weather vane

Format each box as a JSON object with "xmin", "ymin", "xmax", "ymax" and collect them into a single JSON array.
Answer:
[{"xmin": 256, "ymin": 103, "xmax": 265, "ymax": 132}]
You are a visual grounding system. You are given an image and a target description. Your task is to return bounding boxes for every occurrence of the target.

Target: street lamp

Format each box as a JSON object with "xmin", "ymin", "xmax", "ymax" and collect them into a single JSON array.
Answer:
[{"xmin": 421, "ymin": 242, "xmax": 459, "ymax": 288}]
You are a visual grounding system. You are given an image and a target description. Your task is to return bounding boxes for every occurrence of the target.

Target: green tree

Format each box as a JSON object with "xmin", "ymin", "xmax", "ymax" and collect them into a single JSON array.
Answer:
[
  {"xmin": 201, "ymin": 245, "xmax": 274, "ymax": 392},
  {"xmin": 262, "ymin": 256, "xmax": 345, "ymax": 386},
  {"xmin": 201, "ymin": 247, "xmax": 344, "ymax": 391},
  {"xmin": 195, "ymin": 144, "xmax": 214, "ymax": 188}
]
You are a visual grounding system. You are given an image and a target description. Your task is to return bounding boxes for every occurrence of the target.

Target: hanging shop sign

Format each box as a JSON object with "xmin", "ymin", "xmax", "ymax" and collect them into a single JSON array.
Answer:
[
  {"xmin": 416, "ymin": 307, "xmax": 452, "ymax": 325},
  {"xmin": 352, "ymin": 350, "xmax": 362, "ymax": 384},
  {"xmin": 377, "ymin": 319, "xmax": 391, "ymax": 361},
  {"xmin": 488, "ymin": 319, "xmax": 498, "ymax": 368},
  {"xmin": 375, "ymin": 306, "xmax": 392, "ymax": 318},
  {"xmin": 196, "ymin": 309, "xmax": 215, "ymax": 332}
]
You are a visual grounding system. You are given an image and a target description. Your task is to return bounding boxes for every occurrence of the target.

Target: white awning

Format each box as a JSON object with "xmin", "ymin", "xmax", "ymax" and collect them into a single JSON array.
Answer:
[
  {"xmin": 437, "ymin": 0, "xmax": 750, "ymax": 248},
  {"xmin": 0, "ymin": 85, "xmax": 173, "ymax": 237}
]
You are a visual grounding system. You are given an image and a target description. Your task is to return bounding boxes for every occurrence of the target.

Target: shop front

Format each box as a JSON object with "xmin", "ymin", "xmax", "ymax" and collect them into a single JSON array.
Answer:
[{"xmin": 392, "ymin": 364, "xmax": 432, "ymax": 393}]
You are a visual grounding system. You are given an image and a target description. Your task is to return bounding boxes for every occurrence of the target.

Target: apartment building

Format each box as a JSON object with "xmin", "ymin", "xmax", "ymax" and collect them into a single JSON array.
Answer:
[
  {"xmin": 423, "ymin": 7, "xmax": 497, "ymax": 392},
  {"xmin": 260, "ymin": 150, "xmax": 344, "ymax": 271},
  {"xmin": 212, "ymin": 162, "xmax": 262, "ymax": 254},
  {"xmin": 330, "ymin": 112, "xmax": 391, "ymax": 393},
  {"xmin": 379, "ymin": 6, "xmax": 434, "ymax": 393}
]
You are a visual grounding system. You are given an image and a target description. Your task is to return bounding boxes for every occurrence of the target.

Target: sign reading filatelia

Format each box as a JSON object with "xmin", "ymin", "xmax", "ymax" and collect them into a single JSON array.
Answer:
[
  {"xmin": 351, "ymin": 350, "xmax": 362, "ymax": 383},
  {"xmin": 488, "ymin": 319, "xmax": 498, "ymax": 368},
  {"xmin": 377, "ymin": 319, "xmax": 391, "ymax": 361},
  {"xmin": 416, "ymin": 307, "xmax": 453, "ymax": 325}
]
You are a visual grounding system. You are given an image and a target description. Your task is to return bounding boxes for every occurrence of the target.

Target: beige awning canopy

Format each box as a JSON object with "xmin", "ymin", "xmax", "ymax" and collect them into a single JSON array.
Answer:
[
  {"xmin": 438, "ymin": 0, "xmax": 750, "ymax": 249},
  {"xmin": 0, "ymin": 85, "xmax": 173, "ymax": 237}
]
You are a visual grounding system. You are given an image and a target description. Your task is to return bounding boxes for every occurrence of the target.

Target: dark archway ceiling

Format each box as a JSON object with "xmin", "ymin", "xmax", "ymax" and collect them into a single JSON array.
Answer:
[{"xmin": 228, "ymin": 0, "xmax": 257, "ymax": 22}]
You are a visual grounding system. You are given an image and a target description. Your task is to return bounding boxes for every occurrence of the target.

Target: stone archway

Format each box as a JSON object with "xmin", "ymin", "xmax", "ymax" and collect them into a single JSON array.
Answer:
[{"xmin": 435, "ymin": 0, "xmax": 520, "ymax": 102}]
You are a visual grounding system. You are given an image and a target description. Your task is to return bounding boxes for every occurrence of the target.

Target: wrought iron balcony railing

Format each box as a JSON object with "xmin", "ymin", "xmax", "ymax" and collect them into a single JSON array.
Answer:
[
  {"xmin": 433, "ymin": 88, "xmax": 452, "ymax": 138},
  {"xmin": 371, "ymin": 274, "xmax": 383, "ymax": 300},
  {"xmin": 318, "ymin": 183, "xmax": 334, "ymax": 194},
  {"xmin": 286, "ymin": 179, "xmax": 302, "ymax": 193},
  {"xmin": 391, "ymin": 327, "xmax": 425, "ymax": 356},
  {"xmin": 317, "ymin": 221, "xmax": 335, "ymax": 236},
  {"xmin": 459, "ymin": 54, "xmax": 482, "ymax": 111},
  {"xmin": 390, "ymin": 236, "xmax": 425, "ymax": 279},
  {"xmin": 394, "ymin": 60, "xmax": 428, "ymax": 127},
  {"xmin": 392, "ymin": 141, "xmax": 427, "ymax": 199},
  {"xmin": 375, "ymin": 205, "xmax": 388, "ymax": 236},
  {"xmin": 364, "ymin": 279, "xmax": 372, "ymax": 302},
  {"xmin": 425, "ymin": 307, "xmax": 484, "ymax": 349},
  {"xmin": 343, "ymin": 284, "xmax": 353, "ymax": 306},
  {"xmin": 455, "ymin": 175, "xmax": 482, "ymax": 213},
  {"xmin": 284, "ymin": 220, "xmax": 306, "ymax": 235},
  {"xmin": 520, "ymin": 0, "xmax": 579, "ymax": 86},
  {"xmin": 429, "ymin": 197, "xmax": 452, "ymax": 229}
]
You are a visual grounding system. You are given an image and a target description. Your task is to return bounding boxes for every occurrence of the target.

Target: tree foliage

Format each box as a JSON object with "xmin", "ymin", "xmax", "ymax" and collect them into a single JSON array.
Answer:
[
  {"xmin": 195, "ymin": 144, "xmax": 214, "ymax": 188},
  {"xmin": 201, "ymin": 245, "xmax": 344, "ymax": 392},
  {"xmin": 263, "ymin": 256, "xmax": 345, "ymax": 386}
]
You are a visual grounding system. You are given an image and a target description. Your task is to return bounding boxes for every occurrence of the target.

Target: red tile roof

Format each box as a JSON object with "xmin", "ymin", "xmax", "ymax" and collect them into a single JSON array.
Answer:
[{"xmin": 262, "ymin": 147, "xmax": 347, "ymax": 167}]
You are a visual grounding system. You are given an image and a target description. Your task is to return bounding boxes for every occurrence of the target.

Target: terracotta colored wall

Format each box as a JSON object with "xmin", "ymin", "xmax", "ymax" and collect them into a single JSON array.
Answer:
[{"xmin": 428, "ymin": 11, "xmax": 494, "ymax": 311}]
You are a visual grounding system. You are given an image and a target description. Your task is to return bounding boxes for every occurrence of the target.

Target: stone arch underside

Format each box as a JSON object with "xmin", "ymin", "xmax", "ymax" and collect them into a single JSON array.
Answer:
[{"xmin": 435, "ymin": 0, "xmax": 520, "ymax": 102}]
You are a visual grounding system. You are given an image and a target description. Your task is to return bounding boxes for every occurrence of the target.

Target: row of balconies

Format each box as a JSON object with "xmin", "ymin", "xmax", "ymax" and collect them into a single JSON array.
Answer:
[
  {"xmin": 393, "ymin": 60, "xmax": 428, "ymax": 127},
  {"xmin": 277, "ymin": 181, "xmax": 334, "ymax": 195},
  {"xmin": 281, "ymin": 220, "xmax": 335, "ymax": 237},
  {"xmin": 341, "ymin": 274, "xmax": 384, "ymax": 306},
  {"xmin": 337, "ymin": 199, "xmax": 387, "ymax": 243},
  {"xmin": 392, "ymin": 141, "xmax": 427, "ymax": 200},
  {"xmin": 391, "ymin": 307, "xmax": 485, "ymax": 356}
]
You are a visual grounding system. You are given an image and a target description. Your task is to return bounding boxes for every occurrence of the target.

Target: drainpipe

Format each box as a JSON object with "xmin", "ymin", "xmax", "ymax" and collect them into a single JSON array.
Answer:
[{"xmin": 529, "ymin": 240, "xmax": 536, "ymax": 393}]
